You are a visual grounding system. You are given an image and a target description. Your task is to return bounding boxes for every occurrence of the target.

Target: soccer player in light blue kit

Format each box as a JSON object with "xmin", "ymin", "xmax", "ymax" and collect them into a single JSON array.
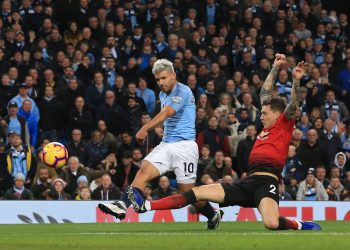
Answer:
[{"xmin": 99, "ymin": 59, "xmax": 222, "ymax": 229}]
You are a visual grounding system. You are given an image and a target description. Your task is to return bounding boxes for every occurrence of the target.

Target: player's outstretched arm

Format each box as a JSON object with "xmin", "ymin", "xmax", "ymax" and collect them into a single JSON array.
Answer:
[
  {"xmin": 135, "ymin": 106, "xmax": 175, "ymax": 143},
  {"xmin": 284, "ymin": 61, "xmax": 307, "ymax": 120},
  {"xmin": 260, "ymin": 54, "xmax": 286, "ymax": 105}
]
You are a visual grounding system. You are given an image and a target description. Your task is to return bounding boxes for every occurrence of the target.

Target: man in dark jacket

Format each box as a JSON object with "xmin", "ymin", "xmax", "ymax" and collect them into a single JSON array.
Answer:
[
  {"xmin": 204, "ymin": 150, "xmax": 233, "ymax": 182},
  {"xmin": 92, "ymin": 174, "xmax": 121, "ymax": 200},
  {"xmin": 38, "ymin": 85, "xmax": 66, "ymax": 142},
  {"xmin": 197, "ymin": 116, "xmax": 230, "ymax": 157},
  {"xmin": 297, "ymin": 129, "xmax": 330, "ymax": 178},
  {"xmin": 59, "ymin": 156, "xmax": 107, "ymax": 197},
  {"xmin": 31, "ymin": 166, "xmax": 51, "ymax": 200},
  {"xmin": 86, "ymin": 130, "xmax": 109, "ymax": 169},
  {"xmin": 68, "ymin": 96, "xmax": 93, "ymax": 139},
  {"xmin": 85, "ymin": 71, "xmax": 110, "ymax": 113},
  {"xmin": 236, "ymin": 124, "xmax": 257, "ymax": 176},
  {"xmin": 96, "ymin": 91, "xmax": 129, "ymax": 136},
  {"xmin": 318, "ymin": 119, "xmax": 342, "ymax": 162},
  {"xmin": 112, "ymin": 151, "xmax": 139, "ymax": 192},
  {"xmin": 151, "ymin": 175, "xmax": 178, "ymax": 200},
  {"xmin": 65, "ymin": 129, "xmax": 88, "ymax": 166}
]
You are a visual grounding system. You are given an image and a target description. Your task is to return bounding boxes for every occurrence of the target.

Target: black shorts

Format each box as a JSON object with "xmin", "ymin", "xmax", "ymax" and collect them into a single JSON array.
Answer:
[{"xmin": 220, "ymin": 175, "xmax": 279, "ymax": 208}]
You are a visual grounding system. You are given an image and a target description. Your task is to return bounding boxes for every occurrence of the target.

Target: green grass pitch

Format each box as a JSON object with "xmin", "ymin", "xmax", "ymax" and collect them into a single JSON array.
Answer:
[{"xmin": 0, "ymin": 221, "xmax": 348, "ymax": 250}]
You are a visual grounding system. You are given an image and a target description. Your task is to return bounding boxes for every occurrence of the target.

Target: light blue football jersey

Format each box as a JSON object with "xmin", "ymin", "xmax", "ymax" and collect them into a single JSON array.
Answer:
[{"xmin": 160, "ymin": 82, "xmax": 196, "ymax": 142}]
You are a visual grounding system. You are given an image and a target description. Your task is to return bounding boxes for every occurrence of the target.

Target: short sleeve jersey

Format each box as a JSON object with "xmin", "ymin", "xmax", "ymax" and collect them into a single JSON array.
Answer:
[
  {"xmin": 159, "ymin": 82, "xmax": 196, "ymax": 142},
  {"xmin": 248, "ymin": 113, "xmax": 295, "ymax": 171}
]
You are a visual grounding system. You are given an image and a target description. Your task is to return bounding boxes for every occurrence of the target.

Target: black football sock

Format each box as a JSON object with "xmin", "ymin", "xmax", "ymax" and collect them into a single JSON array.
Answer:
[{"xmin": 197, "ymin": 201, "xmax": 216, "ymax": 220}]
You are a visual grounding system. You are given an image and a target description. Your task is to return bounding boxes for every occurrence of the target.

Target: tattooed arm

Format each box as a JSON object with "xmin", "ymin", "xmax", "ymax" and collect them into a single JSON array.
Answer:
[
  {"xmin": 285, "ymin": 61, "xmax": 307, "ymax": 120},
  {"xmin": 260, "ymin": 54, "xmax": 286, "ymax": 105}
]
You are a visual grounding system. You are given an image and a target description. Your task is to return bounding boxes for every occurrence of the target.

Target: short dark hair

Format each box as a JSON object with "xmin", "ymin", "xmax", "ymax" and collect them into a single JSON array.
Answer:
[{"xmin": 262, "ymin": 97, "xmax": 286, "ymax": 113}]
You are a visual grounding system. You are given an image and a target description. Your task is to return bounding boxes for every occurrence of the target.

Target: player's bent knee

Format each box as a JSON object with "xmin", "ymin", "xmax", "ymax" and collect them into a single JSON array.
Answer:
[{"xmin": 263, "ymin": 219, "xmax": 279, "ymax": 230}]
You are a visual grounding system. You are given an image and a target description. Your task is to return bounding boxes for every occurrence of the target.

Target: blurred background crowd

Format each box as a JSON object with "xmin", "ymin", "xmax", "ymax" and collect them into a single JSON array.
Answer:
[{"xmin": 0, "ymin": 0, "xmax": 350, "ymax": 202}]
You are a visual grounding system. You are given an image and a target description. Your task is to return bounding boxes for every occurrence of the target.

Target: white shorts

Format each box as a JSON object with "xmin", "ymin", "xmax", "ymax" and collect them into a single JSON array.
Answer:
[{"xmin": 144, "ymin": 140, "xmax": 199, "ymax": 184}]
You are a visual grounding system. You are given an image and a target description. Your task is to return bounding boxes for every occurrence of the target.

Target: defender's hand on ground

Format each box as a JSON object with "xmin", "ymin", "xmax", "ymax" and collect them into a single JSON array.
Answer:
[{"xmin": 292, "ymin": 61, "xmax": 308, "ymax": 80}]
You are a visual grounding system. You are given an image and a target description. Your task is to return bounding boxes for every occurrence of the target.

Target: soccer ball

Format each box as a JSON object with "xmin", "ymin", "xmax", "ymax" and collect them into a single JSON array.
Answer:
[{"xmin": 41, "ymin": 142, "xmax": 68, "ymax": 169}]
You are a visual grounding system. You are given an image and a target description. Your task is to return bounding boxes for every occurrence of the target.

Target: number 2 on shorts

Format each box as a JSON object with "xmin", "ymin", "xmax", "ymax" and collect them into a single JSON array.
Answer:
[{"xmin": 269, "ymin": 184, "xmax": 276, "ymax": 194}]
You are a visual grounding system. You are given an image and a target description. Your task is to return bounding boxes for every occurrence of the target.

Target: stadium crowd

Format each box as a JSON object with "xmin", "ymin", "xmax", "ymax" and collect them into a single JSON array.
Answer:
[{"xmin": 0, "ymin": 0, "xmax": 350, "ymax": 202}]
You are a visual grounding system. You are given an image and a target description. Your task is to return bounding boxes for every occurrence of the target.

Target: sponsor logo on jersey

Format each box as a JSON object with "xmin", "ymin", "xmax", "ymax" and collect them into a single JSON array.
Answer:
[
  {"xmin": 172, "ymin": 96, "xmax": 182, "ymax": 103},
  {"xmin": 257, "ymin": 130, "xmax": 270, "ymax": 140}
]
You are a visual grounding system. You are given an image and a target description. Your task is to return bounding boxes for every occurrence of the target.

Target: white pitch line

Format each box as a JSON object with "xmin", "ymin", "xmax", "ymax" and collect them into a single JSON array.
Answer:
[{"xmin": 0, "ymin": 232, "xmax": 349, "ymax": 237}]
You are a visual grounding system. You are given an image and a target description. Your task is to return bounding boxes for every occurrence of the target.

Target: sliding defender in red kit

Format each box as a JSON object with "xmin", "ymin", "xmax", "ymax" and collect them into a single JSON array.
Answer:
[{"xmin": 128, "ymin": 54, "xmax": 321, "ymax": 230}]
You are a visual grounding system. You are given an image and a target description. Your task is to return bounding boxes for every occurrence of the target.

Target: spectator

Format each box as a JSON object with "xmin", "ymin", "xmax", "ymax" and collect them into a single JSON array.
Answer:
[
  {"xmin": 31, "ymin": 166, "xmax": 53, "ymax": 200},
  {"xmin": 126, "ymin": 96, "xmax": 142, "ymax": 134},
  {"xmin": 38, "ymin": 85, "xmax": 66, "ymax": 142},
  {"xmin": 297, "ymin": 112, "xmax": 312, "ymax": 140},
  {"xmin": 18, "ymin": 100, "xmax": 38, "ymax": 149},
  {"xmin": 2, "ymin": 131, "xmax": 36, "ymax": 189},
  {"xmin": 333, "ymin": 152, "xmax": 349, "ymax": 177},
  {"xmin": 236, "ymin": 124, "xmax": 257, "ymax": 176},
  {"xmin": 197, "ymin": 116, "xmax": 230, "ymax": 157},
  {"xmin": 279, "ymin": 182, "xmax": 293, "ymax": 201},
  {"xmin": 75, "ymin": 184, "xmax": 91, "ymax": 200},
  {"xmin": 282, "ymin": 145, "xmax": 303, "ymax": 181},
  {"xmin": 85, "ymin": 71, "xmax": 110, "ymax": 113},
  {"xmin": 74, "ymin": 175, "xmax": 90, "ymax": 199},
  {"xmin": 47, "ymin": 178, "xmax": 71, "ymax": 200},
  {"xmin": 132, "ymin": 148, "xmax": 143, "ymax": 167},
  {"xmin": 117, "ymin": 131, "xmax": 138, "ymax": 160},
  {"xmin": 91, "ymin": 173, "xmax": 121, "ymax": 200},
  {"xmin": 326, "ymin": 176, "xmax": 346, "ymax": 201},
  {"xmin": 296, "ymin": 168, "xmax": 329, "ymax": 201},
  {"xmin": 315, "ymin": 165, "xmax": 330, "ymax": 189},
  {"xmin": 42, "ymin": 69, "xmax": 66, "ymax": 101},
  {"xmin": 97, "ymin": 120, "xmax": 117, "ymax": 154},
  {"xmin": 103, "ymin": 56, "xmax": 118, "ymax": 88},
  {"xmin": 297, "ymin": 128, "xmax": 330, "ymax": 176},
  {"xmin": 59, "ymin": 156, "xmax": 106, "ymax": 197},
  {"xmin": 0, "ymin": 74, "xmax": 17, "ymax": 117},
  {"xmin": 112, "ymin": 151, "xmax": 139, "ymax": 191},
  {"xmin": 136, "ymin": 77, "xmax": 156, "ymax": 116},
  {"xmin": 320, "ymin": 89, "xmax": 349, "ymax": 122},
  {"xmin": 96, "ymin": 90, "xmax": 129, "ymax": 136},
  {"xmin": 126, "ymin": 81, "xmax": 148, "ymax": 112},
  {"xmin": 1, "ymin": 101, "xmax": 30, "ymax": 146},
  {"xmin": 197, "ymin": 144, "xmax": 213, "ymax": 185},
  {"xmin": 204, "ymin": 150, "xmax": 233, "ymax": 182},
  {"xmin": 330, "ymin": 166, "xmax": 341, "ymax": 178},
  {"xmin": 151, "ymin": 175, "xmax": 179, "ymax": 200},
  {"xmin": 227, "ymin": 112, "xmax": 246, "ymax": 158},
  {"xmin": 65, "ymin": 129, "xmax": 88, "ymax": 166},
  {"xmin": 318, "ymin": 118, "xmax": 342, "ymax": 162},
  {"xmin": 112, "ymin": 75, "xmax": 128, "ymax": 109},
  {"xmin": 68, "ymin": 96, "xmax": 94, "ymax": 139},
  {"xmin": 236, "ymin": 93, "xmax": 260, "ymax": 123},
  {"xmin": 99, "ymin": 152, "xmax": 118, "ymax": 171},
  {"xmin": 337, "ymin": 59, "xmax": 350, "ymax": 109},
  {"xmin": 2, "ymin": 173, "xmax": 33, "ymax": 200},
  {"xmin": 224, "ymin": 156, "xmax": 239, "ymax": 182},
  {"xmin": 86, "ymin": 130, "xmax": 109, "ymax": 169}
]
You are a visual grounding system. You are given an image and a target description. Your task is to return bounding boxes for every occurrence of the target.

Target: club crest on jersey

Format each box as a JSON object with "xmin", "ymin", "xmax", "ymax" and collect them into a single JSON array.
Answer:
[
  {"xmin": 257, "ymin": 130, "xmax": 270, "ymax": 140},
  {"xmin": 172, "ymin": 96, "xmax": 182, "ymax": 103}
]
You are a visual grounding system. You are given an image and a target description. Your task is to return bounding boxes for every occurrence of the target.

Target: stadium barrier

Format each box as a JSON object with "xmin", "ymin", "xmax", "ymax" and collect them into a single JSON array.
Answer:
[{"xmin": 0, "ymin": 201, "xmax": 349, "ymax": 224}]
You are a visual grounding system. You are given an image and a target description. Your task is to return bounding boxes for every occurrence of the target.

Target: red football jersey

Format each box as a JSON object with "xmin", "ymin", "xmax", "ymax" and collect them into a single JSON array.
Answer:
[{"xmin": 249, "ymin": 113, "xmax": 295, "ymax": 171}]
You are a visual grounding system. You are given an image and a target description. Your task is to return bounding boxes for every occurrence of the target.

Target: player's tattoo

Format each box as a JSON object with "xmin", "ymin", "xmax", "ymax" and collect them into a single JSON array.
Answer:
[
  {"xmin": 260, "ymin": 66, "xmax": 279, "ymax": 104},
  {"xmin": 284, "ymin": 79, "xmax": 300, "ymax": 120}
]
